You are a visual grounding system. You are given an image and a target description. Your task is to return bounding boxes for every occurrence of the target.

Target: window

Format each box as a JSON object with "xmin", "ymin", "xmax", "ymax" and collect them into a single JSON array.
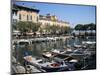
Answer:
[
  {"xmin": 19, "ymin": 14, "xmax": 21, "ymax": 20},
  {"xmin": 30, "ymin": 15, "xmax": 32, "ymax": 21},
  {"xmin": 37, "ymin": 16, "xmax": 38, "ymax": 22},
  {"xmin": 27, "ymin": 15, "xmax": 29, "ymax": 21}
]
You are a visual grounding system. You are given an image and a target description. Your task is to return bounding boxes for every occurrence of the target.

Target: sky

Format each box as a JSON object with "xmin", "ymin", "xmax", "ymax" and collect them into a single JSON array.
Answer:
[{"xmin": 15, "ymin": 1, "xmax": 96, "ymax": 27}]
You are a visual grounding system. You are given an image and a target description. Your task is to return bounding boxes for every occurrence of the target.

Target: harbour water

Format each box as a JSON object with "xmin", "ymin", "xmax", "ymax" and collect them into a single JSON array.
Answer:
[
  {"xmin": 11, "ymin": 35, "xmax": 96, "ymax": 74},
  {"xmin": 13, "ymin": 36, "xmax": 96, "ymax": 65}
]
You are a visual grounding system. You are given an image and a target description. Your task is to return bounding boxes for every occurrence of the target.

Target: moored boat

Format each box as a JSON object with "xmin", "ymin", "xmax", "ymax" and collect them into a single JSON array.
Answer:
[{"xmin": 23, "ymin": 56, "xmax": 77, "ymax": 72}]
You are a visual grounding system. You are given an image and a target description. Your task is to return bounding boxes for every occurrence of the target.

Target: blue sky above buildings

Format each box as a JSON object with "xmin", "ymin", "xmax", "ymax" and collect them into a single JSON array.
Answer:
[{"xmin": 15, "ymin": 1, "xmax": 96, "ymax": 27}]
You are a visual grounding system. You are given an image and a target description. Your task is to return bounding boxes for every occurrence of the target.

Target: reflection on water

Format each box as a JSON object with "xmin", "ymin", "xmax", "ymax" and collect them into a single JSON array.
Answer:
[
  {"xmin": 14, "ymin": 36, "xmax": 96, "ymax": 64},
  {"xmin": 15, "ymin": 39, "xmax": 65, "ymax": 60}
]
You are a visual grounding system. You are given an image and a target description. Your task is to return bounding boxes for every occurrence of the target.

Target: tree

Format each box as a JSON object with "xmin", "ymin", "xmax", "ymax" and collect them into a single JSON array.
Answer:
[
  {"xmin": 50, "ymin": 25, "xmax": 58, "ymax": 35},
  {"xmin": 87, "ymin": 23, "xmax": 96, "ymax": 36},
  {"xmin": 65, "ymin": 26, "xmax": 72, "ymax": 34},
  {"xmin": 16, "ymin": 21, "xmax": 40, "ymax": 36},
  {"xmin": 74, "ymin": 23, "xmax": 96, "ymax": 36},
  {"xmin": 44, "ymin": 24, "xmax": 52, "ymax": 34},
  {"xmin": 82, "ymin": 24, "xmax": 89, "ymax": 36},
  {"xmin": 12, "ymin": 21, "xmax": 18, "ymax": 31},
  {"xmin": 39, "ymin": 27, "xmax": 44, "ymax": 34},
  {"xmin": 75, "ymin": 24, "xmax": 83, "ymax": 36},
  {"xmin": 75, "ymin": 24, "xmax": 83, "ymax": 30},
  {"xmin": 16, "ymin": 21, "xmax": 28, "ymax": 33},
  {"xmin": 31, "ymin": 22, "xmax": 40, "ymax": 33}
]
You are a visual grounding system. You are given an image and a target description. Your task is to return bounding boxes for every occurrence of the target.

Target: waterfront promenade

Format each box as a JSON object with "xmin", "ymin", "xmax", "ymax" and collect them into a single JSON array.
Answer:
[{"xmin": 12, "ymin": 36, "xmax": 73, "ymax": 44}]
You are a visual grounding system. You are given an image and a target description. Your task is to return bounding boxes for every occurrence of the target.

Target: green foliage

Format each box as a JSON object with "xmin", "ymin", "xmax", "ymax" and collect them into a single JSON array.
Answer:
[
  {"xmin": 31, "ymin": 22, "xmax": 41, "ymax": 32},
  {"xmin": 16, "ymin": 21, "xmax": 40, "ymax": 33},
  {"xmin": 75, "ymin": 23, "xmax": 96, "ymax": 31},
  {"xmin": 39, "ymin": 24, "xmax": 71, "ymax": 35},
  {"xmin": 13, "ymin": 21, "xmax": 71, "ymax": 35},
  {"xmin": 87, "ymin": 23, "xmax": 96, "ymax": 30},
  {"xmin": 16, "ymin": 21, "xmax": 28, "ymax": 32},
  {"xmin": 75, "ymin": 24, "xmax": 83, "ymax": 30}
]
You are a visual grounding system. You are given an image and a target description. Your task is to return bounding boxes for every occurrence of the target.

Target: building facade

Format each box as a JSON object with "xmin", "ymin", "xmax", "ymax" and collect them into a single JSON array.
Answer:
[
  {"xmin": 38, "ymin": 14, "xmax": 70, "ymax": 34},
  {"xmin": 12, "ymin": 4, "xmax": 70, "ymax": 35},
  {"xmin": 39, "ymin": 14, "xmax": 70, "ymax": 27},
  {"xmin": 12, "ymin": 4, "xmax": 40, "ymax": 23}
]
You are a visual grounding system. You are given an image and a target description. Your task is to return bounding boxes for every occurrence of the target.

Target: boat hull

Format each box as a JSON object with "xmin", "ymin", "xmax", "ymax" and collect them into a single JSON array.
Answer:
[{"xmin": 41, "ymin": 66, "xmax": 69, "ymax": 72}]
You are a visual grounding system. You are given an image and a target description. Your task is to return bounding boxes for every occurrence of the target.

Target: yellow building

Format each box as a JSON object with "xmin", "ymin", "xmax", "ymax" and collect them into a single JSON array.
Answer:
[
  {"xmin": 39, "ymin": 14, "xmax": 70, "ymax": 34},
  {"xmin": 39, "ymin": 14, "xmax": 70, "ymax": 28}
]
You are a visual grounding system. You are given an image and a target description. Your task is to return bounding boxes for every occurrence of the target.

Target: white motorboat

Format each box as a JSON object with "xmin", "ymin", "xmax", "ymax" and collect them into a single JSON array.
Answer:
[
  {"xmin": 23, "ymin": 56, "xmax": 77, "ymax": 72},
  {"xmin": 17, "ymin": 39, "xmax": 32, "ymax": 47},
  {"xmin": 82, "ymin": 41, "xmax": 96, "ymax": 45}
]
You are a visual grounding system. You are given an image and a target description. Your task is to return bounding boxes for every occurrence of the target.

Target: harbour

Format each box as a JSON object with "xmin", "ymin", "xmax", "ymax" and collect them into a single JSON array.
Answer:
[
  {"xmin": 11, "ymin": 1, "xmax": 96, "ymax": 74},
  {"xmin": 12, "ymin": 35, "xmax": 96, "ymax": 74}
]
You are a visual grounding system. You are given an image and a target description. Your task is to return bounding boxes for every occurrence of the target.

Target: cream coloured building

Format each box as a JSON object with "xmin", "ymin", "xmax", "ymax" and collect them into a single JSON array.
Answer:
[
  {"xmin": 12, "ymin": 4, "xmax": 39, "ymax": 23},
  {"xmin": 12, "ymin": 4, "xmax": 70, "ymax": 35},
  {"xmin": 12, "ymin": 4, "xmax": 69, "ymax": 27}
]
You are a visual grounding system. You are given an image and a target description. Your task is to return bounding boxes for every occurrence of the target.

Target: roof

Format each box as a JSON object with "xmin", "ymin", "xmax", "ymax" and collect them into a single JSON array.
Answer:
[{"xmin": 13, "ymin": 4, "xmax": 40, "ymax": 13}]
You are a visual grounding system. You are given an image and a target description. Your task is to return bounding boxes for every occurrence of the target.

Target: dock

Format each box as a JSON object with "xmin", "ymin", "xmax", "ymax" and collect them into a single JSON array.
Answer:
[{"xmin": 12, "ymin": 36, "xmax": 73, "ymax": 44}]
